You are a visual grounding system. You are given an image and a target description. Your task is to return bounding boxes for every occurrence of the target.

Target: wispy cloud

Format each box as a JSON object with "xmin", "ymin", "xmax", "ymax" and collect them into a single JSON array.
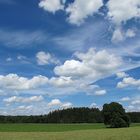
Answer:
[
  {"xmin": 0, "ymin": 0, "xmax": 16, "ymax": 5},
  {"xmin": 53, "ymin": 21, "xmax": 109, "ymax": 52},
  {"xmin": 0, "ymin": 29, "xmax": 47, "ymax": 47}
]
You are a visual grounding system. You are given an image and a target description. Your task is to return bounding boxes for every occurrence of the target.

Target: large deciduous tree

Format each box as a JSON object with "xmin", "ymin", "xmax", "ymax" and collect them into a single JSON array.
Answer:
[{"xmin": 102, "ymin": 102, "xmax": 130, "ymax": 128}]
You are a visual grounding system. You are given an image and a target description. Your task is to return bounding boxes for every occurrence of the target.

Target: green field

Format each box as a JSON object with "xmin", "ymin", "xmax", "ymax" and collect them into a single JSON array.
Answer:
[{"xmin": 0, "ymin": 123, "xmax": 139, "ymax": 140}]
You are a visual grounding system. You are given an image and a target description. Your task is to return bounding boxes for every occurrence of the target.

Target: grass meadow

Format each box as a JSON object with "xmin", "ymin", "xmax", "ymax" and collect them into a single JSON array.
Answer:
[{"xmin": 0, "ymin": 123, "xmax": 139, "ymax": 140}]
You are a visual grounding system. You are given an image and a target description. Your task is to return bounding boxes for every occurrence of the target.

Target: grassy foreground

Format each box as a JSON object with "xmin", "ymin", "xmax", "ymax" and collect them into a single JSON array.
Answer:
[
  {"xmin": 0, "ymin": 124, "xmax": 139, "ymax": 140},
  {"xmin": 0, "ymin": 123, "xmax": 105, "ymax": 132}
]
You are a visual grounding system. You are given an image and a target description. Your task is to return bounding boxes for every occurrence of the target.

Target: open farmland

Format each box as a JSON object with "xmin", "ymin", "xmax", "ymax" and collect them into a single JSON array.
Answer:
[{"xmin": 0, "ymin": 123, "xmax": 139, "ymax": 140}]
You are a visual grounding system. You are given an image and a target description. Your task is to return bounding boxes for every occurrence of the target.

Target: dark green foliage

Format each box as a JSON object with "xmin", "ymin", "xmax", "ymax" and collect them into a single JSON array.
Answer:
[
  {"xmin": 110, "ymin": 113, "xmax": 128, "ymax": 128},
  {"xmin": 0, "ymin": 107, "xmax": 103, "ymax": 123},
  {"xmin": 46, "ymin": 107, "xmax": 103, "ymax": 123},
  {"xmin": 103, "ymin": 102, "xmax": 130, "ymax": 128},
  {"xmin": 0, "ymin": 104, "xmax": 139, "ymax": 124},
  {"xmin": 127, "ymin": 112, "xmax": 140, "ymax": 123}
]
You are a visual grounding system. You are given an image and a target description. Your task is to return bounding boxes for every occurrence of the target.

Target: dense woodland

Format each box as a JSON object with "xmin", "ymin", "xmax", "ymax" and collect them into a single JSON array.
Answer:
[{"xmin": 0, "ymin": 107, "xmax": 139, "ymax": 123}]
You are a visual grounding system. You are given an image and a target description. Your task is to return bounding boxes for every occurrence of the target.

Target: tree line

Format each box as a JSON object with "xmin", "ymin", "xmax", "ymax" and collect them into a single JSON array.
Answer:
[{"xmin": 0, "ymin": 103, "xmax": 139, "ymax": 125}]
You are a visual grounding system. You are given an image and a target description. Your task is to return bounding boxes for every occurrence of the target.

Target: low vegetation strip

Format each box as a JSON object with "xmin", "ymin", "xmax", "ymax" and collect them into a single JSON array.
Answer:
[
  {"xmin": 0, "ymin": 123, "xmax": 139, "ymax": 132},
  {"xmin": 0, "ymin": 126, "xmax": 139, "ymax": 140},
  {"xmin": 0, "ymin": 123, "xmax": 105, "ymax": 132}
]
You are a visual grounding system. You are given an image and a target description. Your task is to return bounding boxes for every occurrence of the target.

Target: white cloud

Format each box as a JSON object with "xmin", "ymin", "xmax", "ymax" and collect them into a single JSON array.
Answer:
[
  {"xmin": 107, "ymin": 0, "xmax": 140, "ymax": 25},
  {"xmin": 39, "ymin": 0, "xmax": 103, "ymax": 25},
  {"xmin": 48, "ymin": 99, "xmax": 62, "ymax": 106},
  {"xmin": 111, "ymin": 28, "xmax": 124, "ymax": 43},
  {"xmin": 36, "ymin": 51, "xmax": 51, "ymax": 65},
  {"xmin": 66, "ymin": 0, "xmax": 103, "ymax": 25},
  {"xmin": 48, "ymin": 99, "xmax": 73, "ymax": 109},
  {"xmin": 0, "ymin": 48, "xmax": 136, "ymax": 97},
  {"xmin": 116, "ymin": 72, "xmax": 128, "ymax": 79},
  {"xmin": 0, "ymin": 74, "xmax": 48, "ymax": 91},
  {"xmin": 0, "ymin": 72, "xmax": 106, "ymax": 97},
  {"xmin": 117, "ymin": 76, "xmax": 140, "ymax": 89},
  {"xmin": 126, "ymin": 98, "xmax": 140, "ymax": 112},
  {"xmin": 49, "ymin": 76, "xmax": 74, "ymax": 87},
  {"xmin": 126, "ymin": 105, "xmax": 135, "ymax": 112},
  {"xmin": 61, "ymin": 102, "xmax": 72, "ymax": 109},
  {"xmin": 1, "ymin": 99, "xmax": 73, "ymax": 115},
  {"xmin": 36, "ymin": 51, "xmax": 60, "ymax": 65},
  {"xmin": 120, "ymin": 97, "xmax": 130, "ymax": 102},
  {"xmin": 3, "ymin": 95, "xmax": 44, "ymax": 104},
  {"xmin": 54, "ymin": 48, "xmax": 123, "ymax": 82},
  {"xmin": 125, "ymin": 103, "xmax": 140, "ymax": 112},
  {"xmin": 39, "ymin": 0, "xmax": 64, "ymax": 13},
  {"xmin": 107, "ymin": 0, "xmax": 139, "ymax": 43},
  {"xmin": 111, "ymin": 28, "xmax": 136, "ymax": 43},
  {"xmin": 131, "ymin": 100, "xmax": 140, "ymax": 105},
  {"xmin": 94, "ymin": 90, "xmax": 106, "ymax": 96},
  {"xmin": 51, "ymin": 48, "xmax": 126, "ymax": 96}
]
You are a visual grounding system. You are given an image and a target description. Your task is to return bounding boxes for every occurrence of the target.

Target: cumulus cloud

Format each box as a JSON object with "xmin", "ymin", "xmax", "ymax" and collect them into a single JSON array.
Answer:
[
  {"xmin": 51, "ymin": 48, "xmax": 126, "ymax": 96},
  {"xmin": 0, "ymin": 74, "xmax": 105, "ymax": 97},
  {"xmin": 66, "ymin": 0, "xmax": 103, "ymax": 25},
  {"xmin": 3, "ymin": 95, "xmax": 44, "ymax": 104},
  {"xmin": 117, "ymin": 76, "xmax": 140, "ymax": 89},
  {"xmin": 0, "ymin": 48, "xmax": 131, "ymax": 97},
  {"xmin": 54, "ymin": 48, "xmax": 123, "ymax": 82},
  {"xmin": 48, "ymin": 99, "xmax": 72, "ymax": 109},
  {"xmin": 39, "ymin": 0, "xmax": 140, "ymax": 26},
  {"xmin": 36, "ymin": 51, "xmax": 60, "ymax": 65},
  {"xmin": 107, "ymin": 0, "xmax": 139, "ymax": 43},
  {"xmin": 39, "ymin": 0, "xmax": 103, "ymax": 25},
  {"xmin": 107, "ymin": 0, "xmax": 140, "ymax": 25},
  {"xmin": 39, "ymin": 0, "xmax": 64, "ymax": 13},
  {"xmin": 48, "ymin": 48, "xmax": 127, "ymax": 96},
  {"xmin": 48, "ymin": 99, "xmax": 62, "ymax": 106},
  {"xmin": 49, "ymin": 76, "xmax": 74, "ymax": 87},
  {"xmin": 61, "ymin": 102, "xmax": 73, "ymax": 109},
  {"xmin": 1, "ymin": 98, "xmax": 73, "ymax": 115},
  {"xmin": 0, "ymin": 74, "xmax": 48, "ymax": 91},
  {"xmin": 111, "ymin": 28, "xmax": 136, "ymax": 43}
]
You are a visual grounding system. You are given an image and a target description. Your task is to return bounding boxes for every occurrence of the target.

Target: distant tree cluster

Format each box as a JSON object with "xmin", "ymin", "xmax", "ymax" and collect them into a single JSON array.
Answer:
[
  {"xmin": 127, "ymin": 112, "xmax": 140, "ymax": 123},
  {"xmin": 0, "ymin": 102, "xmax": 139, "ymax": 128},
  {"xmin": 0, "ymin": 108, "xmax": 103, "ymax": 123},
  {"xmin": 47, "ymin": 107, "xmax": 103, "ymax": 123}
]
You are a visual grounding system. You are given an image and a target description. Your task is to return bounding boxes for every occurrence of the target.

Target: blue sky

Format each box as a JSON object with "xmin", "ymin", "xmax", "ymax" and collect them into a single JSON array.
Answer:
[{"xmin": 0, "ymin": 0, "xmax": 140, "ymax": 115}]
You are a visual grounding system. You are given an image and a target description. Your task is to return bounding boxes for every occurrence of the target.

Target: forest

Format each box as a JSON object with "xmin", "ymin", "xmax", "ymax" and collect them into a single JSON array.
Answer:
[{"xmin": 0, "ymin": 107, "xmax": 139, "ymax": 123}]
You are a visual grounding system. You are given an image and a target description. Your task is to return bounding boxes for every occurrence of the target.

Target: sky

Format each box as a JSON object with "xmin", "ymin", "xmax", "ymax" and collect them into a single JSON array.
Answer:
[{"xmin": 0, "ymin": 0, "xmax": 140, "ymax": 115}]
